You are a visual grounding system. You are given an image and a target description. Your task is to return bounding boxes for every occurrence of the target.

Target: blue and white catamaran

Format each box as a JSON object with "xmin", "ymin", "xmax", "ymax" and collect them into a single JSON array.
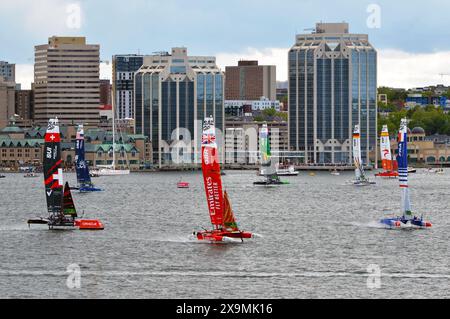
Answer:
[
  {"xmin": 380, "ymin": 119, "xmax": 432, "ymax": 229},
  {"xmin": 75, "ymin": 125, "xmax": 102, "ymax": 193}
]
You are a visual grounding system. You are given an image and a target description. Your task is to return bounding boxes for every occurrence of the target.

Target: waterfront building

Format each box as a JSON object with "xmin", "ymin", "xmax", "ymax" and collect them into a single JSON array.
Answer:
[
  {"xmin": 100, "ymin": 79, "xmax": 112, "ymax": 106},
  {"xmin": 288, "ymin": 22, "xmax": 377, "ymax": 165},
  {"xmin": 390, "ymin": 127, "xmax": 450, "ymax": 165},
  {"xmin": 0, "ymin": 61, "xmax": 15, "ymax": 82},
  {"xmin": 0, "ymin": 77, "xmax": 16, "ymax": 129},
  {"xmin": 225, "ymin": 60, "xmax": 276, "ymax": 101},
  {"xmin": 0, "ymin": 119, "xmax": 151, "ymax": 169},
  {"xmin": 34, "ymin": 36, "xmax": 100, "ymax": 125},
  {"xmin": 225, "ymin": 120, "xmax": 289, "ymax": 165},
  {"xmin": 112, "ymin": 54, "xmax": 144, "ymax": 120},
  {"xmin": 225, "ymin": 97, "xmax": 281, "ymax": 116},
  {"xmin": 134, "ymin": 47, "xmax": 225, "ymax": 167}
]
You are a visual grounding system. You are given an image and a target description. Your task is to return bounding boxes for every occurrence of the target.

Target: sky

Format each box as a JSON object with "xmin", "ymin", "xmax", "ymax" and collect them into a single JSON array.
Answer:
[{"xmin": 2, "ymin": 0, "xmax": 450, "ymax": 89}]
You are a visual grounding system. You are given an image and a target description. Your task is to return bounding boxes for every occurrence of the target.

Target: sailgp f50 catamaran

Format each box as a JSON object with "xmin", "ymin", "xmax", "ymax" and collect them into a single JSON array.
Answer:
[
  {"xmin": 27, "ymin": 118, "xmax": 104, "ymax": 230},
  {"xmin": 380, "ymin": 119, "xmax": 432, "ymax": 229},
  {"xmin": 194, "ymin": 116, "xmax": 253, "ymax": 243},
  {"xmin": 375, "ymin": 125, "xmax": 398, "ymax": 178},
  {"xmin": 75, "ymin": 125, "xmax": 102, "ymax": 192},
  {"xmin": 254, "ymin": 123, "xmax": 288, "ymax": 186},
  {"xmin": 352, "ymin": 125, "xmax": 375, "ymax": 186}
]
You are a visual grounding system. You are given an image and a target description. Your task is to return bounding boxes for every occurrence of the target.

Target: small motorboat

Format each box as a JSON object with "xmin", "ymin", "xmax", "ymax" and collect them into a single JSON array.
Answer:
[
  {"xmin": 330, "ymin": 170, "xmax": 340, "ymax": 176},
  {"xmin": 0, "ymin": 174, "xmax": 5, "ymax": 179},
  {"xmin": 24, "ymin": 172, "xmax": 39, "ymax": 178},
  {"xmin": 276, "ymin": 165, "xmax": 299, "ymax": 176},
  {"xmin": 408, "ymin": 167, "xmax": 417, "ymax": 174},
  {"xmin": 177, "ymin": 181, "xmax": 190, "ymax": 188},
  {"xmin": 90, "ymin": 171, "xmax": 100, "ymax": 178}
]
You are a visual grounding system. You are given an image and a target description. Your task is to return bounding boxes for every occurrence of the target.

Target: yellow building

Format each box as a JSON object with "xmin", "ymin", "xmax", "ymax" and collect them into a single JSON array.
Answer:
[{"xmin": 390, "ymin": 127, "xmax": 450, "ymax": 164}]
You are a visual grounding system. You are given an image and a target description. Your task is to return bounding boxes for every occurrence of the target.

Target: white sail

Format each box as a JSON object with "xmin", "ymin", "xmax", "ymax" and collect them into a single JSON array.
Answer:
[
  {"xmin": 352, "ymin": 125, "xmax": 366, "ymax": 181},
  {"xmin": 259, "ymin": 124, "xmax": 277, "ymax": 176},
  {"xmin": 380, "ymin": 125, "xmax": 392, "ymax": 162}
]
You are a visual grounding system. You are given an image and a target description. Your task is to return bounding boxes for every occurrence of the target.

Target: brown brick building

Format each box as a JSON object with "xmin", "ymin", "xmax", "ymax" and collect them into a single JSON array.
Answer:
[{"xmin": 225, "ymin": 60, "xmax": 276, "ymax": 101}]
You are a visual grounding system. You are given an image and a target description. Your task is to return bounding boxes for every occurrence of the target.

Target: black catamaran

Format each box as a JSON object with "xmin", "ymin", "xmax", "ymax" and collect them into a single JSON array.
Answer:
[{"xmin": 27, "ymin": 118, "xmax": 104, "ymax": 230}]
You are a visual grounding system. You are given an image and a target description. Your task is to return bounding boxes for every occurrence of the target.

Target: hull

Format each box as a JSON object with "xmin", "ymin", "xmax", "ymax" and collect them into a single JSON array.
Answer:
[
  {"xmin": 375, "ymin": 171, "xmax": 399, "ymax": 178},
  {"xmin": 353, "ymin": 180, "xmax": 376, "ymax": 186},
  {"xmin": 380, "ymin": 217, "xmax": 432, "ymax": 229},
  {"xmin": 28, "ymin": 218, "xmax": 104, "ymax": 230},
  {"xmin": 196, "ymin": 230, "xmax": 253, "ymax": 243},
  {"xmin": 79, "ymin": 186, "xmax": 103, "ymax": 193},
  {"xmin": 254, "ymin": 180, "xmax": 288, "ymax": 186},
  {"xmin": 276, "ymin": 171, "xmax": 299, "ymax": 176},
  {"xmin": 97, "ymin": 169, "xmax": 130, "ymax": 176}
]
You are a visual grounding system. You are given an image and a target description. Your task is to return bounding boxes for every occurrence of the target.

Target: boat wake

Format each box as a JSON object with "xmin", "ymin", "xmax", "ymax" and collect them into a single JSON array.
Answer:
[{"xmin": 1, "ymin": 269, "xmax": 448, "ymax": 280}]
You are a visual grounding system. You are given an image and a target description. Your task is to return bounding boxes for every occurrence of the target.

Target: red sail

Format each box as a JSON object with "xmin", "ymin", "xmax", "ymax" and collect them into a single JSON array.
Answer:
[
  {"xmin": 201, "ymin": 117, "xmax": 224, "ymax": 228},
  {"xmin": 223, "ymin": 191, "xmax": 239, "ymax": 231}
]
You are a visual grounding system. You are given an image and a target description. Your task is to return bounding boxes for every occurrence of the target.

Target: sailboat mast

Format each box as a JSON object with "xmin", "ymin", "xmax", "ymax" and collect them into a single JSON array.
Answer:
[
  {"xmin": 398, "ymin": 118, "xmax": 412, "ymax": 218},
  {"xmin": 112, "ymin": 102, "xmax": 116, "ymax": 170}
]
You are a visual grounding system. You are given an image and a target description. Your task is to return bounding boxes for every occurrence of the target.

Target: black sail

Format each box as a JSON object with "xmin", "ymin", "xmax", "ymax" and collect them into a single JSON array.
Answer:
[{"xmin": 43, "ymin": 118, "xmax": 64, "ymax": 218}]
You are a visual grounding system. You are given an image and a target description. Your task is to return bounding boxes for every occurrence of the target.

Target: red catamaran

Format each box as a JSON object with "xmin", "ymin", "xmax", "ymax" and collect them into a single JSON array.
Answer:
[
  {"xmin": 194, "ymin": 116, "xmax": 253, "ymax": 243},
  {"xmin": 375, "ymin": 125, "xmax": 399, "ymax": 178}
]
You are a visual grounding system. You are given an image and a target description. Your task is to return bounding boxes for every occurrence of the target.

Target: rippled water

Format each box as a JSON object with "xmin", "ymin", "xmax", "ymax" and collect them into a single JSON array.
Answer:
[{"xmin": 0, "ymin": 169, "xmax": 449, "ymax": 299}]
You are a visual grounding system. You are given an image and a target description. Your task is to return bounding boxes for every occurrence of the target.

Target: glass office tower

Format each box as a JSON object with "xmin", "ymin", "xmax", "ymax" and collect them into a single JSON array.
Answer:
[
  {"xmin": 289, "ymin": 23, "xmax": 377, "ymax": 165},
  {"xmin": 134, "ymin": 48, "xmax": 224, "ymax": 167}
]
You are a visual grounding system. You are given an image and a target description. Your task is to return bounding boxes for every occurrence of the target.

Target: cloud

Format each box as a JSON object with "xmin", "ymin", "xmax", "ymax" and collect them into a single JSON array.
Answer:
[
  {"xmin": 14, "ymin": 48, "xmax": 450, "ymax": 90},
  {"xmin": 216, "ymin": 47, "xmax": 450, "ymax": 89},
  {"xmin": 15, "ymin": 65, "xmax": 34, "ymax": 90},
  {"xmin": 216, "ymin": 48, "xmax": 288, "ymax": 82},
  {"xmin": 0, "ymin": 0, "xmax": 84, "ymax": 37},
  {"xmin": 378, "ymin": 49, "xmax": 450, "ymax": 89}
]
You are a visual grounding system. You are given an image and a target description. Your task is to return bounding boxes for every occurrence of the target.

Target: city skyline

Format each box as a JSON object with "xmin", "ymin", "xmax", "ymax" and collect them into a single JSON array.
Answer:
[{"xmin": 2, "ymin": 0, "xmax": 450, "ymax": 89}]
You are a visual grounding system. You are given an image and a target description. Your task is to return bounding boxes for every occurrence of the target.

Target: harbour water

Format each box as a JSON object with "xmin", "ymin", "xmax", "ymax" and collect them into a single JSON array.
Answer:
[{"xmin": 0, "ymin": 170, "xmax": 449, "ymax": 298}]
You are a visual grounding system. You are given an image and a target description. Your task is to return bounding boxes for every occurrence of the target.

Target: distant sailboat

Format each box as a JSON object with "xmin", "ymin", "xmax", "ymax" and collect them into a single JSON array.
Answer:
[
  {"xmin": 380, "ymin": 119, "xmax": 432, "ymax": 229},
  {"xmin": 352, "ymin": 125, "xmax": 375, "ymax": 186},
  {"xmin": 97, "ymin": 107, "xmax": 130, "ymax": 176},
  {"xmin": 75, "ymin": 125, "xmax": 102, "ymax": 192},
  {"xmin": 27, "ymin": 118, "xmax": 104, "ymax": 230},
  {"xmin": 194, "ymin": 116, "xmax": 253, "ymax": 243},
  {"xmin": 375, "ymin": 125, "xmax": 398, "ymax": 178},
  {"xmin": 254, "ymin": 123, "xmax": 289, "ymax": 186}
]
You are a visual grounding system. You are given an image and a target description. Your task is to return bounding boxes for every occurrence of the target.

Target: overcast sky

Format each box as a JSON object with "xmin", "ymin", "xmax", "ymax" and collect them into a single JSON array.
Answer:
[{"xmin": 2, "ymin": 0, "xmax": 450, "ymax": 89}]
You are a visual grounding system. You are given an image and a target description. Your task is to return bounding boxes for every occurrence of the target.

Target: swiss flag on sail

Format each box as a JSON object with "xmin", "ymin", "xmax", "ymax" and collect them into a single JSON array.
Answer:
[{"xmin": 45, "ymin": 133, "xmax": 61, "ymax": 143}]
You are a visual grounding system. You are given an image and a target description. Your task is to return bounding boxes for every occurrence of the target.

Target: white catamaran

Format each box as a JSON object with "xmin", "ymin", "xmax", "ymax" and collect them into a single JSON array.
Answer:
[
  {"xmin": 352, "ymin": 125, "xmax": 375, "ymax": 186},
  {"xmin": 254, "ymin": 124, "xmax": 288, "ymax": 186}
]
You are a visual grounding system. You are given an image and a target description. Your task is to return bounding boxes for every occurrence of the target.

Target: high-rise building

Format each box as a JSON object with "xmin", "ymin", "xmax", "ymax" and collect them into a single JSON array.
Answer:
[
  {"xmin": 112, "ymin": 54, "xmax": 144, "ymax": 119},
  {"xmin": 0, "ymin": 61, "xmax": 15, "ymax": 82},
  {"xmin": 288, "ymin": 22, "xmax": 377, "ymax": 164},
  {"xmin": 225, "ymin": 60, "xmax": 276, "ymax": 101},
  {"xmin": 0, "ymin": 77, "xmax": 16, "ymax": 129},
  {"xmin": 134, "ymin": 47, "xmax": 224, "ymax": 167},
  {"xmin": 15, "ymin": 89, "xmax": 34, "ymax": 120},
  {"xmin": 100, "ymin": 79, "xmax": 112, "ymax": 106},
  {"xmin": 34, "ymin": 36, "xmax": 100, "ymax": 125}
]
